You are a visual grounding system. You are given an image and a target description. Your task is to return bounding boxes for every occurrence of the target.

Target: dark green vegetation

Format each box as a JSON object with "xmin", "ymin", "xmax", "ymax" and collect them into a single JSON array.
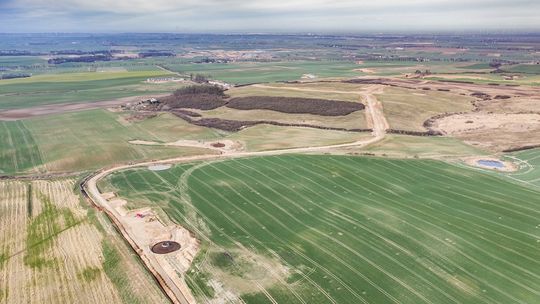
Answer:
[
  {"xmin": 0, "ymin": 121, "xmax": 43, "ymax": 174},
  {"xmin": 0, "ymin": 251, "xmax": 6, "ymax": 269},
  {"xmin": 24, "ymin": 192, "xmax": 80, "ymax": 269},
  {"xmin": 106, "ymin": 155, "xmax": 540, "ymax": 304},
  {"xmin": 227, "ymin": 96, "xmax": 364, "ymax": 116},
  {"xmin": 163, "ymin": 84, "xmax": 227, "ymax": 110},
  {"xmin": 185, "ymin": 247, "xmax": 216, "ymax": 299},
  {"xmin": 101, "ymin": 239, "xmax": 143, "ymax": 303},
  {"xmin": 78, "ymin": 266, "xmax": 102, "ymax": 283}
]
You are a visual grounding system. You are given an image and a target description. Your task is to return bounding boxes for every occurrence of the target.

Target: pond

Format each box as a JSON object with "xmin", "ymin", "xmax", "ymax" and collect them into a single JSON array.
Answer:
[{"xmin": 477, "ymin": 160, "xmax": 504, "ymax": 169}]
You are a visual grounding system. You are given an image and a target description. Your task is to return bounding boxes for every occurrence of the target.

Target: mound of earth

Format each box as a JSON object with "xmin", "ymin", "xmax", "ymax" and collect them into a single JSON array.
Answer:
[{"xmin": 226, "ymin": 96, "xmax": 364, "ymax": 116}]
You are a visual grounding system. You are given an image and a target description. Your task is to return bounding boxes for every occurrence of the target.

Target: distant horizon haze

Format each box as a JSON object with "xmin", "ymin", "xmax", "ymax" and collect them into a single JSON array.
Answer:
[{"xmin": 1, "ymin": 0, "xmax": 539, "ymax": 33}]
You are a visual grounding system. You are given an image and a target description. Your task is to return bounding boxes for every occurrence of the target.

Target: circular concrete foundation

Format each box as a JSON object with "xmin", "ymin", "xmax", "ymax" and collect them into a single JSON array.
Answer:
[{"xmin": 151, "ymin": 241, "xmax": 181, "ymax": 254}]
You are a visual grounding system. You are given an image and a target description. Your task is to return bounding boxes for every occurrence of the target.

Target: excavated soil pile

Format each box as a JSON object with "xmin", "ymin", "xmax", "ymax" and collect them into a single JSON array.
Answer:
[{"xmin": 151, "ymin": 241, "xmax": 181, "ymax": 254}]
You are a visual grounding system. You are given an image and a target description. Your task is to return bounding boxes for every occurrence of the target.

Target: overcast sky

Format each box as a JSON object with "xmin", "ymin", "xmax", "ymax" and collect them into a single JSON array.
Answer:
[{"xmin": 1, "ymin": 0, "xmax": 539, "ymax": 33}]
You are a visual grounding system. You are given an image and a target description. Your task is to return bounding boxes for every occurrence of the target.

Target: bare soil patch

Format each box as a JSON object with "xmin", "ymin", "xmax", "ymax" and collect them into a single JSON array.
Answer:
[
  {"xmin": 97, "ymin": 196, "xmax": 200, "ymax": 304},
  {"xmin": 148, "ymin": 164, "xmax": 172, "ymax": 171},
  {"xmin": 432, "ymin": 113, "xmax": 540, "ymax": 151}
]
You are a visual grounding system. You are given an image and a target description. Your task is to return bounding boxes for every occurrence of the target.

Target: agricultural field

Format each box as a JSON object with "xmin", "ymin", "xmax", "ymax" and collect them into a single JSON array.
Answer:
[
  {"xmin": 425, "ymin": 75, "xmax": 540, "ymax": 86},
  {"xmin": 338, "ymin": 134, "xmax": 488, "ymax": 159},
  {"xmin": 162, "ymin": 60, "xmax": 521, "ymax": 84},
  {"xmin": 0, "ymin": 110, "xmax": 219, "ymax": 174},
  {"xmin": 0, "ymin": 56, "xmax": 47, "ymax": 67},
  {"xmin": 226, "ymin": 125, "xmax": 369, "ymax": 151},
  {"xmin": 504, "ymin": 64, "xmax": 540, "ymax": 74},
  {"xmin": 2, "ymin": 32, "xmax": 540, "ymax": 304},
  {"xmin": 0, "ymin": 120, "xmax": 43, "ymax": 175},
  {"xmin": 375, "ymin": 87, "xmax": 475, "ymax": 131},
  {"xmin": 103, "ymin": 155, "xmax": 540, "ymax": 304},
  {"xmin": 227, "ymin": 83, "xmax": 363, "ymax": 103},
  {"xmin": 0, "ymin": 179, "xmax": 169, "ymax": 303},
  {"xmin": 195, "ymin": 107, "xmax": 368, "ymax": 131},
  {"xmin": 161, "ymin": 61, "xmax": 366, "ymax": 84},
  {"xmin": 0, "ymin": 70, "xmax": 177, "ymax": 110},
  {"xmin": 504, "ymin": 148, "xmax": 540, "ymax": 189}
]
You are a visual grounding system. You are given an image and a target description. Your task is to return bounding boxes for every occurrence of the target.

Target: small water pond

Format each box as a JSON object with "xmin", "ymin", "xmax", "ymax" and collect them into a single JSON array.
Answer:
[{"xmin": 477, "ymin": 160, "xmax": 504, "ymax": 169}]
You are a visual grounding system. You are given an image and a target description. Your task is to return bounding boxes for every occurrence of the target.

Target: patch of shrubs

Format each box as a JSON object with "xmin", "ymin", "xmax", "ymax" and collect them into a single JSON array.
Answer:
[
  {"xmin": 502, "ymin": 144, "xmax": 540, "ymax": 153},
  {"xmin": 161, "ymin": 85, "xmax": 227, "ymax": 110},
  {"xmin": 172, "ymin": 109, "xmax": 202, "ymax": 117},
  {"xmin": 387, "ymin": 129, "xmax": 443, "ymax": 136},
  {"xmin": 226, "ymin": 96, "xmax": 364, "ymax": 116},
  {"xmin": 471, "ymin": 92, "xmax": 492, "ymax": 100},
  {"xmin": 174, "ymin": 112, "xmax": 372, "ymax": 133},
  {"xmin": 0, "ymin": 73, "xmax": 31, "ymax": 80}
]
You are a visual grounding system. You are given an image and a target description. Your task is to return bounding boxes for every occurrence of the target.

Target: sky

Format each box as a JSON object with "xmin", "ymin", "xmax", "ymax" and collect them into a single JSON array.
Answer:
[{"xmin": 0, "ymin": 0, "xmax": 539, "ymax": 33}]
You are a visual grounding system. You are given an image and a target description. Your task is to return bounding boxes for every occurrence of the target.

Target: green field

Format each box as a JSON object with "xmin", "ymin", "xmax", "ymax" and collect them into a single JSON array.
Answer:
[
  {"xmin": 425, "ymin": 75, "xmax": 540, "ymax": 86},
  {"xmin": 0, "ymin": 70, "xmax": 175, "ymax": 109},
  {"xmin": 375, "ymin": 87, "xmax": 475, "ymax": 131},
  {"xmin": 0, "ymin": 121, "xmax": 43, "ymax": 174},
  {"xmin": 0, "ymin": 110, "xmax": 220, "ymax": 174},
  {"xmin": 504, "ymin": 64, "xmax": 540, "ymax": 75},
  {"xmin": 356, "ymin": 134, "xmax": 488, "ymax": 158},
  {"xmin": 504, "ymin": 148, "xmax": 540, "ymax": 189},
  {"xmin": 164, "ymin": 61, "xmax": 494, "ymax": 83},
  {"xmin": 227, "ymin": 125, "xmax": 368, "ymax": 151},
  {"xmin": 0, "ymin": 56, "xmax": 47, "ymax": 66},
  {"xmin": 163, "ymin": 61, "xmax": 365, "ymax": 84},
  {"xmin": 228, "ymin": 83, "xmax": 362, "ymax": 103},
  {"xmin": 104, "ymin": 155, "xmax": 540, "ymax": 304}
]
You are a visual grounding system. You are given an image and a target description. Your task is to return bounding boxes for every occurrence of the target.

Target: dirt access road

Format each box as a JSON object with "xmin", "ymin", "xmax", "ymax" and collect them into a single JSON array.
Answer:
[{"xmin": 84, "ymin": 85, "xmax": 388, "ymax": 304}]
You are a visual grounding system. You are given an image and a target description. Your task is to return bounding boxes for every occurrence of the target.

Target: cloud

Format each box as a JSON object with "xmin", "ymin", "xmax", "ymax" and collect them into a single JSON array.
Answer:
[{"xmin": 1, "ymin": 0, "xmax": 539, "ymax": 32}]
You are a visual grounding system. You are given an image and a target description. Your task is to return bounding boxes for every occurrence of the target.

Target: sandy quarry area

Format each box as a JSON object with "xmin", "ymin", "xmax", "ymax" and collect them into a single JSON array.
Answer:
[
  {"xmin": 129, "ymin": 139, "xmax": 244, "ymax": 154},
  {"xmin": 432, "ymin": 113, "xmax": 540, "ymax": 151},
  {"xmin": 102, "ymin": 193, "xmax": 200, "ymax": 304}
]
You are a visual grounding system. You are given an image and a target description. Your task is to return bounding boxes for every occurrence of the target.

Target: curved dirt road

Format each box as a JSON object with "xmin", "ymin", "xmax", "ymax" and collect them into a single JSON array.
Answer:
[{"xmin": 83, "ymin": 86, "xmax": 388, "ymax": 304}]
